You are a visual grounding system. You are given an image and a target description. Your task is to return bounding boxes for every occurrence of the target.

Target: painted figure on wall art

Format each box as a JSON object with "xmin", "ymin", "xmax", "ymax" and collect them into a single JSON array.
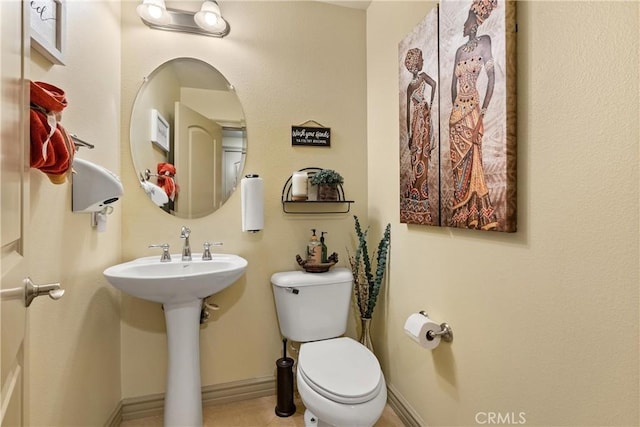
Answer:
[
  {"xmin": 439, "ymin": 0, "xmax": 516, "ymax": 232},
  {"xmin": 448, "ymin": 0, "xmax": 498, "ymax": 230},
  {"xmin": 398, "ymin": 0, "xmax": 516, "ymax": 232},
  {"xmin": 399, "ymin": 9, "xmax": 440, "ymax": 226}
]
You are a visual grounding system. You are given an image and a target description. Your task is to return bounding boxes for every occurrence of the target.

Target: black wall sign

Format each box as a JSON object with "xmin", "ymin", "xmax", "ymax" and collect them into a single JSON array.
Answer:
[{"xmin": 291, "ymin": 126, "xmax": 331, "ymax": 147}]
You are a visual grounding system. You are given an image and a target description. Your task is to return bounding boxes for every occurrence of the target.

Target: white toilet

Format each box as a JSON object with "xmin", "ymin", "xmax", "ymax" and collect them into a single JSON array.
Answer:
[{"xmin": 271, "ymin": 268, "xmax": 387, "ymax": 427}]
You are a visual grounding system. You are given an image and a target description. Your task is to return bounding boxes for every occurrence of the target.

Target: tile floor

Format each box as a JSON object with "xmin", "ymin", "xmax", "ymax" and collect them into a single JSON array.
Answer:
[{"xmin": 120, "ymin": 394, "xmax": 404, "ymax": 427}]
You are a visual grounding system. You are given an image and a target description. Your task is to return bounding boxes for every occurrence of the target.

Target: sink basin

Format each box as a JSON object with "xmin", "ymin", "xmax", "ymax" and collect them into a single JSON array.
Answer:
[
  {"xmin": 103, "ymin": 253, "xmax": 248, "ymax": 426},
  {"xmin": 103, "ymin": 253, "xmax": 247, "ymax": 304}
]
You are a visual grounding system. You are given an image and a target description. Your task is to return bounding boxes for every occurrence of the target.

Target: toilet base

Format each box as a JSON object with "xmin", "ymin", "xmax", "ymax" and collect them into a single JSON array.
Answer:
[
  {"xmin": 304, "ymin": 409, "xmax": 335, "ymax": 427},
  {"xmin": 304, "ymin": 409, "xmax": 318, "ymax": 427}
]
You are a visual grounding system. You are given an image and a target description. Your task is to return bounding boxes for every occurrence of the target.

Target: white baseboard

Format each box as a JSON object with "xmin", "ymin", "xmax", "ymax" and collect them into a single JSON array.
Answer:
[
  {"xmin": 386, "ymin": 383, "xmax": 424, "ymax": 427},
  {"xmin": 108, "ymin": 376, "xmax": 276, "ymax": 424},
  {"xmin": 105, "ymin": 401, "xmax": 123, "ymax": 427},
  {"xmin": 107, "ymin": 377, "xmax": 420, "ymax": 427},
  {"xmin": 201, "ymin": 376, "xmax": 277, "ymax": 407}
]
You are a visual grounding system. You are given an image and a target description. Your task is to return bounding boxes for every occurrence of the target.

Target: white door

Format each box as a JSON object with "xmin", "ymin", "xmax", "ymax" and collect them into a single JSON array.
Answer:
[
  {"xmin": 174, "ymin": 102, "xmax": 223, "ymax": 218},
  {"xmin": 0, "ymin": 0, "xmax": 29, "ymax": 425}
]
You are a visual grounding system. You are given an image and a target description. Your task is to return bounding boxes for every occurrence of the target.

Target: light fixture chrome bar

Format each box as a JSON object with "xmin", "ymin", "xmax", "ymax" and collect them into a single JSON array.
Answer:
[{"xmin": 140, "ymin": 7, "xmax": 230, "ymax": 38}]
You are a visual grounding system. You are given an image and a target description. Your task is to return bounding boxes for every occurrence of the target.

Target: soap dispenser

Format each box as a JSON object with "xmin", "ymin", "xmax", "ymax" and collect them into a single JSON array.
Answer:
[
  {"xmin": 320, "ymin": 232, "xmax": 328, "ymax": 263},
  {"xmin": 306, "ymin": 229, "xmax": 322, "ymax": 265}
]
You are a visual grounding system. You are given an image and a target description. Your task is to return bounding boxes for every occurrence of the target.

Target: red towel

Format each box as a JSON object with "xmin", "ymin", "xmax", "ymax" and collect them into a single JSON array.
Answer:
[
  {"xmin": 157, "ymin": 162, "xmax": 179, "ymax": 201},
  {"xmin": 29, "ymin": 81, "xmax": 75, "ymax": 184}
]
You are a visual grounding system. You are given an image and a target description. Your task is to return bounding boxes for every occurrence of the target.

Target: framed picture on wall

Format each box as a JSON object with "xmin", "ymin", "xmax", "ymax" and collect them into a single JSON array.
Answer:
[
  {"xmin": 398, "ymin": 8, "xmax": 440, "ymax": 226},
  {"xmin": 151, "ymin": 109, "xmax": 170, "ymax": 152},
  {"xmin": 439, "ymin": 0, "xmax": 517, "ymax": 232},
  {"xmin": 398, "ymin": 0, "xmax": 516, "ymax": 233},
  {"xmin": 30, "ymin": 0, "xmax": 65, "ymax": 65}
]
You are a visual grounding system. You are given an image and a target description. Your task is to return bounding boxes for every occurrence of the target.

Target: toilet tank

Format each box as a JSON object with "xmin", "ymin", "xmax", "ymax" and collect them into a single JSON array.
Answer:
[{"xmin": 271, "ymin": 268, "xmax": 353, "ymax": 342}]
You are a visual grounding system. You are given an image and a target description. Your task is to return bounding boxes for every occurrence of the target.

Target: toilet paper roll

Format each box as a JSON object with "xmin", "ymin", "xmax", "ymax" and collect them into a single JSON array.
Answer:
[
  {"xmin": 403, "ymin": 313, "xmax": 441, "ymax": 350},
  {"xmin": 241, "ymin": 174, "xmax": 264, "ymax": 232}
]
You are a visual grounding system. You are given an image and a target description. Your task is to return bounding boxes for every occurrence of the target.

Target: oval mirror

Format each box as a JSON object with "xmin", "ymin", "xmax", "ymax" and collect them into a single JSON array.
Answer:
[{"xmin": 130, "ymin": 57, "xmax": 246, "ymax": 218}]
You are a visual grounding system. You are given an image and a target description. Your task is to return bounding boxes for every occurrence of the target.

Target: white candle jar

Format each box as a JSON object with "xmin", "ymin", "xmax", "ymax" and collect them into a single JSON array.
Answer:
[{"xmin": 291, "ymin": 171, "xmax": 308, "ymax": 201}]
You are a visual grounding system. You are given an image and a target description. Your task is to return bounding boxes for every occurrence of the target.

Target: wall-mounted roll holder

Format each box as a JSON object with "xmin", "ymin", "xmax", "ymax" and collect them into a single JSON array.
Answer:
[{"xmin": 419, "ymin": 311, "xmax": 453, "ymax": 342}]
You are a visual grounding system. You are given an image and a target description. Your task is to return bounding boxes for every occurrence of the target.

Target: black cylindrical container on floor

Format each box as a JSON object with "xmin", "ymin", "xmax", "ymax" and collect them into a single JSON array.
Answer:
[{"xmin": 275, "ymin": 339, "xmax": 296, "ymax": 417}]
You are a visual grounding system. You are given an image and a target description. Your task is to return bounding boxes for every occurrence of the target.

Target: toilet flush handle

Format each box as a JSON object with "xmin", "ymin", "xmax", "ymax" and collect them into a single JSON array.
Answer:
[{"xmin": 285, "ymin": 287, "xmax": 299, "ymax": 295}]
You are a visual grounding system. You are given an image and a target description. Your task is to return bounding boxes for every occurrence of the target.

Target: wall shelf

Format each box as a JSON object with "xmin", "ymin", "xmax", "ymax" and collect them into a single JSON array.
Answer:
[{"xmin": 281, "ymin": 167, "xmax": 354, "ymax": 214}]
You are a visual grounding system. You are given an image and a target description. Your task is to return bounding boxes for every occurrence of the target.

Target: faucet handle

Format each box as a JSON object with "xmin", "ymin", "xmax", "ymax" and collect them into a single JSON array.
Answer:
[
  {"xmin": 202, "ymin": 242, "xmax": 223, "ymax": 260},
  {"xmin": 149, "ymin": 243, "xmax": 171, "ymax": 262}
]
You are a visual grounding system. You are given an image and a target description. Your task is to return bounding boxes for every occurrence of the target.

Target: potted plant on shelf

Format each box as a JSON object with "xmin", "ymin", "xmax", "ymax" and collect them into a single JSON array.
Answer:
[
  {"xmin": 348, "ymin": 215, "xmax": 391, "ymax": 353},
  {"xmin": 309, "ymin": 169, "xmax": 344, "ymax": 201}
]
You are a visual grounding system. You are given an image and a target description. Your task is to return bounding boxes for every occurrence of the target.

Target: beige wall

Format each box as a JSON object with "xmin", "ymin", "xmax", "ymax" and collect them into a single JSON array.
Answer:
[
  {"xmin": 27, "ymin": 1, "xmax": 122, "ymax": 425},
  {"xmin": 23, "ymin": 1, "xmax": 639, "ymax": 425},
  {"xmin": 120, "ymin": 1, "xmax": 368, "ymax": 397},
  {"xmin": 367, "ymin": 1, "xmax": 639, "ymax": 426}
]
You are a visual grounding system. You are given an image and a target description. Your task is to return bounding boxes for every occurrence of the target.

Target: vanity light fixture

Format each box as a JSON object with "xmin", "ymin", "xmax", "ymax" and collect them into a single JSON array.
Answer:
[
  {"xmin": 137, "ymin": 0, "xmax": 230, "ymax": 38},
  {"xmin": 136, "ymin": 0, "xmax": 171, "ymax": 25}
]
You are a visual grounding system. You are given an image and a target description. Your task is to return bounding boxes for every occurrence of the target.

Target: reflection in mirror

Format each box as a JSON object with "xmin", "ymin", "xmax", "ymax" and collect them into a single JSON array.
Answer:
[{"xmin": 130, "ymin": 57, "xmax": 247, "ymax": 218}]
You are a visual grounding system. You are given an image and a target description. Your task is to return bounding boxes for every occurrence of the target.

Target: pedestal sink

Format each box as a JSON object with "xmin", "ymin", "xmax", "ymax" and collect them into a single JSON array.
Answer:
[{"xmin": 103, "ymin": 254, "xmax": 247, "ymax": 426}]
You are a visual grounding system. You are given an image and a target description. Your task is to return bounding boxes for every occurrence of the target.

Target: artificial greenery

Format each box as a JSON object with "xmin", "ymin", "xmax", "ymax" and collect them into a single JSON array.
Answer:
[
  {"xmin": 348, "ymin": 215, "xmax": 391, "ymax": 319},
  {"xmin": 310, "ymin": 169, "xmax": 344, "ymax": 186}
]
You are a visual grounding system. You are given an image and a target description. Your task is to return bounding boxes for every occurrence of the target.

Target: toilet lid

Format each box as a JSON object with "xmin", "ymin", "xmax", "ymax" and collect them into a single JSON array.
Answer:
[{"xmin": 298, "ymin": 337, "xmax": 383, "ymax": 405}]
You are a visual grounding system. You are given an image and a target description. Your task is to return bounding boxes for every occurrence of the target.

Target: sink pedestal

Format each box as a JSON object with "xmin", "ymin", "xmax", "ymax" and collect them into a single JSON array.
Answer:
[
  {"xmin": 103, "ymin": 253, "xmax": 248, "ymax": 426},
  {"xmin": 164, "ymin": 300, "xmax": 203, "ymax": 426}
]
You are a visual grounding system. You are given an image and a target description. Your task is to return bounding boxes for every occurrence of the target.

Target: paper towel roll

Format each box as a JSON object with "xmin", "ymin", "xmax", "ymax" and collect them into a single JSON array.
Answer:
[
  {"xmin": 403, "ymin": 313, "xmax": 441, "ymax": 350},
  {"xmin": 241, "ymin": 174, "xmax": 264, "ymax": 232}
]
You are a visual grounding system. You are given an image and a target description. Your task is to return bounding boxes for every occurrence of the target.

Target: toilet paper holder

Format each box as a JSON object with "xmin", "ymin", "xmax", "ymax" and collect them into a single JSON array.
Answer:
[{"xmin": 419, "ymin": 311, "xmax": 453, "ymax": 342}]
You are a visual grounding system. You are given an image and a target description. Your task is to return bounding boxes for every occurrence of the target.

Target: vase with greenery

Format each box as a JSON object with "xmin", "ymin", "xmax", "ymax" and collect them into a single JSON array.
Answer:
[
  {"xmin": 348, "ymin": 215, "xmax": 391, "ymax": 353},
  {"xmin": 310, "ymin": 169, "xmax": 344, "ymax": 201}
]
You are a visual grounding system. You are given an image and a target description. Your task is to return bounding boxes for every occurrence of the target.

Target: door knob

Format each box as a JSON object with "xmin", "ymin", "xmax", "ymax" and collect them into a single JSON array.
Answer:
[{"xmin": 24, "ymin": 277, "xmax": 65, "ymax": 307}]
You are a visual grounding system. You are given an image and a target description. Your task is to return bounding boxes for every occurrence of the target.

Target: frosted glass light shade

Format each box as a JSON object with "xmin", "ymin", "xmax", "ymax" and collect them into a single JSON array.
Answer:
[
  {"xmin": 194, "ymin": 0, "xmax": 228, "ymax": 34},
  {"xmin": 137, "ymin": 0, "xmax": 170, "ymax": 25}
]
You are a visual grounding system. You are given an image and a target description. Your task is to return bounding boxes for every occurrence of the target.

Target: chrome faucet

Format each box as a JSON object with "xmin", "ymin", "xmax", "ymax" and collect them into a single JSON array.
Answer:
[
  {"xmin": 180, "ymin": 226, "xmax": 192, "ymax": 261},
  {"xmin": 202, "ymin": 242, "xmax": 212, "ymax": 261},
  {"xmin": 202, "ymin": 241, "xmax": 223, "ymax": 260},
  {"xmin": 149, "ymin": 243, "xmax": 172, "ymax": 262}
]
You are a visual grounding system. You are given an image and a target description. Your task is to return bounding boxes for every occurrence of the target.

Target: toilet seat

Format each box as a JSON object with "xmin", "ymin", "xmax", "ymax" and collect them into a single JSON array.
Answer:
[{"xmin": 298, "ymin": 337, "xmax": 383, "ymax": 405}]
